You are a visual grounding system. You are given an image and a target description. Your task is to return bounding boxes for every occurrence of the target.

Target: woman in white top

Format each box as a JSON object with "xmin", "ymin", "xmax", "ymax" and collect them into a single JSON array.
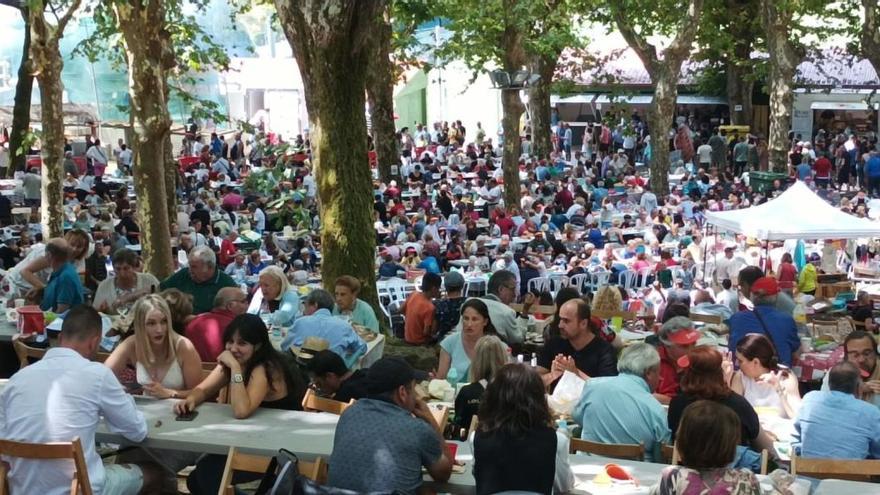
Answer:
[
  {"xmin": 105, "ymin": 294, "xmax": 203, "ymax": 399},
  {"xmin": 728, "ymin": 334, "xmax": 801, "ymax": 419}
]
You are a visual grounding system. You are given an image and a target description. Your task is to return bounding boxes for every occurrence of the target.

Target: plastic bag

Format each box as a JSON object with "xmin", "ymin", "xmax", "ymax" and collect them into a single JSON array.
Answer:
[{"xmin": 547, "ymin": 371, "xmax": 586, "ymax": 415}]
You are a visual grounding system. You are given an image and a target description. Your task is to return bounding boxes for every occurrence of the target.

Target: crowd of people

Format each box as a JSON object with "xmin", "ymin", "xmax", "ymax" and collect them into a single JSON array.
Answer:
[{"xmin": 1, "ymin": 109, "xmax": 880, "ymax": 495}]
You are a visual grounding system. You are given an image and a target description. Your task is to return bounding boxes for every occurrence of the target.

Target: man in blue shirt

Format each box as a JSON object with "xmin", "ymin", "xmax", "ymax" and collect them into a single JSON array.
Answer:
[
  {"xmin": 574, "ymin": 343, "xmax": 670, "ymax": 462},
  {"xmin": 728, "ymin": 277, "xmax": 800, "ymax": 366},
  {"xmin": 795, "ymin": 362, "xmax": 880, "ymax": 459},
  {"xmin": 865, "ymin": 151, "xmax": 880, "ymax": 197},
  {"xmin": 40, "ymin": 238, "xmax": 84, "ymax": 312},
  {"xmin": 282, "ymin": 289, "xmax": 366, "ymax": 368}
]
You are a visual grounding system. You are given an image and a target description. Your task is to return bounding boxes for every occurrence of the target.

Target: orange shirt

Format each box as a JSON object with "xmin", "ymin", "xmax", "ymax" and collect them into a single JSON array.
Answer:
[{"xmin": 402, "ymin": 291, "xmax": 435, "ymax": 345}]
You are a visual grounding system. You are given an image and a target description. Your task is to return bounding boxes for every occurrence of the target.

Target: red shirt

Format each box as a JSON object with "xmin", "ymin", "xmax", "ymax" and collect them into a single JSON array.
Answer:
[
  {"xmin": 495, "ymin": 216, "xmax": 515, "ymax": 236},
  {"xmin": 777, "ymin": 262, "xmax": 797, "ymax": 289},
  {"xmin": 401, "ymin": 291, "xmax": 435, "ymax": 345},
  {"xmin": 185, "ymin": 309, "xmax": 237, "ymax": 361},
  {"xmin": 814, "ymin": 156, "xmax": 832, "ymax": 179},
  {"xmin": 218, "ymin": 238, "xmax": 237, "ymax": 266},
  {"xmin": 657, "ymin": 346, "xmax": 681, "ymax": 398}
]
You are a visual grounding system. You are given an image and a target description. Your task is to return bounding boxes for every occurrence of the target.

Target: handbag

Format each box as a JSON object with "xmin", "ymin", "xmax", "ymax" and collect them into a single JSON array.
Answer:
[{"xmin": 254, "ymin": 449, "xmax": 402, "ymax": 495}]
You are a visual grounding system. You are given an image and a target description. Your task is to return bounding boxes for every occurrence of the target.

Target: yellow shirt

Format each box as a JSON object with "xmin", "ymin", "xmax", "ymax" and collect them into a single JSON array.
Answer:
[{"xmin": 797, "ymin": 263, "xmax": 818, "ymax": 293}]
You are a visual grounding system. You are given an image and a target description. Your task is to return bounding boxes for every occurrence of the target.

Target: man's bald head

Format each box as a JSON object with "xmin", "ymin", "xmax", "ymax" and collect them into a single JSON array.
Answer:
[
  {"xmin": 45, "ymin": 238, "xmax": 71, "ymax": 265},
  {"xmin": 214, "ymin": 287, "xmax": 248, "ymax": 315}
]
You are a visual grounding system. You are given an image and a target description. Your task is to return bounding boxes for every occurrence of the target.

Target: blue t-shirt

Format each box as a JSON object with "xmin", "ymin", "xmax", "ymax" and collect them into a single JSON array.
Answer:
[
  {"xmin": 440, "ymin": 332, "xmax": 471, "ymax": 385},
  {"xmin": 866, "ymin": 156, "xmax": 880, "ymax": 178},
  {"xmin": 417, "ymin": 256, "xmax": 440, "ymax": 274},
  {"xmin": 40, "ymin": 262, "xmax": 84, "ymax": 311},
  {"xmin": 728, "ymin": 305, "xmax": 801, "ymax": 366},
  {"xmin": 797, "ymin": 163, "xmax": 812, "ymax": 181}
]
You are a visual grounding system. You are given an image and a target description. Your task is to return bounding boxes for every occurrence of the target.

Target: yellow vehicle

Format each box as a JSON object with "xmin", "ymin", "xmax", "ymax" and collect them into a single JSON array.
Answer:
[{"xmin": 719, "ymin": 125, "xmax": 750, "ymax": 142}]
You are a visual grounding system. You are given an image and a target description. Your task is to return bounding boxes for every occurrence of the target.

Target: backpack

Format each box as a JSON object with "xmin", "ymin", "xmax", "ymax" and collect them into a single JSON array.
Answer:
[{"xmin": 254, "ymin": 449, "xmax": 403, "ymax": 495}]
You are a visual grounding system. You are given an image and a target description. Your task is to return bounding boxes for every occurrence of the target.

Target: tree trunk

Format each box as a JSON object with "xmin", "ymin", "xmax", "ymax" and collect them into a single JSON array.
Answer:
[
  {"xmin": 113, "ymin": 0, "xmax": 176, "ymax": 279},
  {"xmin": 9, "ymin": 7, "xmax": 33, "ymax": 178},
  {"xmin": 528, "ymin": 52, "xmax": 557, "ymax": 160},
  {"xmin": 276, "ymin": 0, "xmax": 383, "ymax": 319},
  {"xmin": 28, "ymin": 8, "xmax": 68, "ymax": 238},
  {"xmin": 649, "ymin": 72, "xmax": 677, "ymax": 195},
  {"xmin": 763, "ymin": 0, "xmax": 800, "ymax": 172},
  {"xmin": 726, "ymin": 62, "xmax": 754, "ymax": 127},
  {"xmin": 861, "ymin": 0, "xmax": 880, "ymax": 82},
  {"xmin": 366, "ymin": 5, "xmax": 398, "ymax": 184},
  {"xmin": 725, "ymin": 0, "xmax": 755, "ymax": 127},
  {"xmin": 500, "ymin": 89, "xmax": 524, "ymax": 208},
  {"xmin": 164, "ymin": 133, "xmax": 178, "ymax": 225}
]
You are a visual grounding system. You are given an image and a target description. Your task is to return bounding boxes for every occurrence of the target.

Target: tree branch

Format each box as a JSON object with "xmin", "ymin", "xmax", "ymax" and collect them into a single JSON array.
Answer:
[
  {"xmin": 56, "ymin": 0, "xmax": 83, "ymax": 35},
  {"xmin": 612, "ymin": 5, "xmax": 658, "ymax": 73},
  {"xmin": 665, "ymin": 0, "xmax": 704, "ymax": 62}
]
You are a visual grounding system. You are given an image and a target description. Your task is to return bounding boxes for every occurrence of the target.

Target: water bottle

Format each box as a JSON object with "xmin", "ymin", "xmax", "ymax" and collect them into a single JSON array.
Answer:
[{"xmin": 447, "ymin": 367, "xmax": 459, "ymax": 386}]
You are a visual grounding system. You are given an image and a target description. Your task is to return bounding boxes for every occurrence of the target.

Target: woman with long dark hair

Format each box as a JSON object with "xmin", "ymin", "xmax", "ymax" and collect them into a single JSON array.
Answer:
[
  {"xmin": 436, "ymin": 298, "xmax": 497, "ymax": 385},
  {"xmin": 473, "ymin": 363, "xmax": 573, "ymax": 495},
  {"xmin": 179, "ymin": 314, "xmax": 306, "ymax": 495},
  {"xmin": 729, "ymin": 334, "xmax": 801, "ymax": 418}
]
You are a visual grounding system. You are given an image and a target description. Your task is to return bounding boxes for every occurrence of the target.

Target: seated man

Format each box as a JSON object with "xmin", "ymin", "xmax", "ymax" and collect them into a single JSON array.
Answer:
[
  {"xmin": 822, "ymin": 330, "xmax": 880, "ymax": 408},
  {"xmin": 652, "ymin": 317, "xmax": 700, "ymax": 404},
  {"xmin": 327, "ymin": 357, "xmax": 453, "ymax": 493},
  {"xmin": 795, "ymin": 362, "xmax": 880, "ymax": 459},
  {"xmin": 728, "ymin": 277, "xmax": 800, "ymax": 366},
  {"xmin": 537, "ymin": 298, "xmax": 618, "ymax": 388},
  {"xmin": 39, "ymin": 238, "xmax": 85, "ymax": 313},
  {"xmin": 574, "ymin": 343, "xmax": 671, "ymax": 462},
  {"xmin": 0, "ymin": 305, "xmax": 160, "ymax": 494},
  {"xmin": 306, "ymin": 350, "xmax": 369, "ymax": 403},
  {"xmin": 333, "ymin": 275, "xmax": 380, "ymax": 333},
  {"xmin": 160, "ymin": 246, "xmax": 237, "ymax": 314},
  {"xmin": 401, "ymin": 272, "xmax": 442, "ymax": 345},
  {"xmin": 185, "ymin": 287, "xmax": 249, "ymax": 361},
  {"xmin": 282, "ymin": 289, "xmax": 367, "ymax": 368}
]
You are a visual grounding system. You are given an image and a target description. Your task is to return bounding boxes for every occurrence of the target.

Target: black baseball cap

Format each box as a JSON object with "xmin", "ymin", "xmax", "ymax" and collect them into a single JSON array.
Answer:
[{"xmin": 365, "ymin": 357, "xmax": 429, "ymax": 395}]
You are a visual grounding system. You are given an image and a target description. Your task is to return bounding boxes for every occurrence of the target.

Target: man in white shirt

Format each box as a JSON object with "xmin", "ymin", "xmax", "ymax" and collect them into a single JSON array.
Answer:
[
  {"xmin": 696, "ymin": 139, "xmax": 713, "ymax": 170},
  {"xmin": 302, "ymin": 166, "xmax": 317, "ymax": 205},
  {"xmin": 86, "ymin": 139, "xmax": 109, "ymax": 177},
  {"xmin": 715, "ymin": 245, "xmax": 745, "ymax": 286},
  {"xmin": 117, "ymin": 144, "xmax": 133, "ymax": 172},
  {"xmin": 22, "ymin": 167, "xmax": 41, "ymax": 206},
  {"xmin": 0, "ymin": 305, "xmax": 159, "ymax": 494},
  {"xmin": 249, "ymin": 202, "xmax": 266, "ymax": 233}
]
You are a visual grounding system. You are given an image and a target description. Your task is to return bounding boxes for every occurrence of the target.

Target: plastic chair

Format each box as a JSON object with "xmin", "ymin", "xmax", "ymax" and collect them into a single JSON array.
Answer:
[
  {"xmin": 568, "ymin": 273, "xmax": 589, "ymax": 295},
  {"xmin": 528, "ymin": 276, "xmax": 550, "ymax": 294},
  {"xmin": 618, "ymin": 270, "xmax": 638, "ymax": 291},
  {"xmin": 588, "ymin": 270, "xmax": 612, "ymax": 293}
]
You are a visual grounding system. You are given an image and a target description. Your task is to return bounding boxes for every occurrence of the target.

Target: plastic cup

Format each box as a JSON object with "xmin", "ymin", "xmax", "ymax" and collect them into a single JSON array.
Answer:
[
  {"xmin": 800, "ymin": 337, "xmax": 812, "ymax": 354},
  {"xmin": 445, "ymin": 442, "xmax": 458, "ymax": 460},
  {"xmin": 14, "ymin": 299, "xmax": 24, "ymax": 308}
]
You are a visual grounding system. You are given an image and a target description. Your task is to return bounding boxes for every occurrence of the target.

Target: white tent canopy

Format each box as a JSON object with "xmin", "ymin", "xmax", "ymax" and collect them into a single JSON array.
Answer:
[{"xmin": 704, "ymin": 182, "xmax": 880, "ymax": 240}]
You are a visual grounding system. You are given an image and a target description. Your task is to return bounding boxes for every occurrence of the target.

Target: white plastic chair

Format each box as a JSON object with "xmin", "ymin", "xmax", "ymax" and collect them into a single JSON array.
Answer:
[
  {"xmin": 568, "ymin": 273, "xmax": 589, "ymax": 295},
  {"xmin": 588, "ymin": 270, "xmax": 611, "ymax": 293},
  {"xmin": 464, "ymin": 279, "xmax": 487, "ymax": 297},
  {"xmin": 528, "ymin": 276, "xmax": 551, "ymax": 295},
  {"xmin": 637, "ymin": 268, "xmax": 654, "ymax": 289},
  {"xmin": 548, "ymin": 276, "xmax": 569, "ymax": 297},
  {"xmin": 618, "ymin": 270, "xmax": 638, "ymax": 291}
]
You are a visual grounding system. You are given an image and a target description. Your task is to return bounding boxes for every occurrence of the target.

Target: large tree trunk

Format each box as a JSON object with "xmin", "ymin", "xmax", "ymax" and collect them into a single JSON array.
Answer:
[
  {"xmin": 366, "ymin": 5, "xmax": 398, "ymax": 184},
  {"xmin": 113, "ymin": 0, "xmax": 176, "ymax": 279},
  {"xmin": 9, "ymin": 7, "xmax": 33, "ymax": 178},
  {"xmin": 725, "ymin": 0, "xmax": 755, "ymax": 127},
  {"xmin": 276, "ymin": 0, "xmax": 383, "ymax": 318},
  {"xmin": 528, "ymin": 52, "xmax": 556, "ymax": 160},
  {"xmin": 726, "ymin": 62, "xmax": 754, "ymax": 127},
  {"xmin": 29, "ymin": 7, "xmax": 71, "ymax": 238},
  {"xmin": 763, "ymin": 0, "xmax": 800, "ymax": 172},
  {"xmin": 862, "ymin": 1, "xmax": 880, "ymax": 81},
  {"xmin": 164, "ymin": 133, "xmax": 178, "ymax": 225},
  {"xmin": 648, "ymin": 72, "xmax": 678, "ymax": 195},
  {"xmin": 500, "ymin": 89, "xmax": 524, "ymax": 208}
]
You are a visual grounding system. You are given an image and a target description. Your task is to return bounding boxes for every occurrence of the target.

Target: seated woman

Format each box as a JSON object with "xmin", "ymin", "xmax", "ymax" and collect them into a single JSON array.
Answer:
[
  {"xmin": 668, "ymin": 346, "xmax": 776, "ymax": 457},
  {"xmin": 453, "ymin": 335, "xmax": 508, "ymax": 436},
  {"xmin": 105, "ymin": 294, "xmax": 203, "ymax": 398},
  {"xmin": 729, "ymin": 334, "xmax": 801, "ymax": 419},
  {"xmin": 249, "ymin": 265, "xmax": 300, "ymax": 328},
  {"xmin": 437, "ymin": 299, "xmax": 498, "ymax": 385},
  {"xmin": 38, "ymin": 238, "xmax": 85, "ymax": 313},
  {"xmin": 332, "ymin": 275, "xmax": 380, "ymax": 333},
  {"xmin": 177, "ymin": 313, "xmax": 307, "ymax": 495},
  {"xmin": 473, "ymin": 363, "xmax": 574, "ymax": 495},
  {"xmin": 1, "ymin": 229, "xmax": 90, "ymax": 299},
  {"xmin": 93, "ymin": 248, "xmax": 160, "ymax": 315},
  {"xmin": 653, "ymin": 400, "xmax": 761, "ymax": 495}
]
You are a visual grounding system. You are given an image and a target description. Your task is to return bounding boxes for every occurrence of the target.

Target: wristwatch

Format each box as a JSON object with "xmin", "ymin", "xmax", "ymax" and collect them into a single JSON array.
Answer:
[{"xmin": 232, "ymin": 373, "xmax": 244, "ymax": 384}]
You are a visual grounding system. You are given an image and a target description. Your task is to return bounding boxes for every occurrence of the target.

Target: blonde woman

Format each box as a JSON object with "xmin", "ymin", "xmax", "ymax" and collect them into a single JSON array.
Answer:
[
  {"xmin": 592, "ymin": 285, "xmax": 623, "ymax": 313},
  {"xmin": 105, "ymin": 295, "xmax": 203, "ymax": 399},
  {"xmin": 249, "ymin": 265, "xmax": 300, "ymax": 327},
  {"xmin": 453, "ymin": 335, "xmax": 509, "ymax": 434}
]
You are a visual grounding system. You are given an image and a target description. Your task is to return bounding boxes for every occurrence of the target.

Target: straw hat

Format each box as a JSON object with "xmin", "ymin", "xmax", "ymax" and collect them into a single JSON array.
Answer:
[{"xmin": 290, "ymin": 336, "xmax": 330, "ymax": 362}]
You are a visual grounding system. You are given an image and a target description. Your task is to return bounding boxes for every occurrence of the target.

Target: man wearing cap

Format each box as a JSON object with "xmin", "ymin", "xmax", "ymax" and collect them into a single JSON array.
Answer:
[
  {"xmin": 434, "ymin": 271, "xmax": 466, "ymax": 340},
  {"xmin": 282, "ymin": 289, "xmax": 366, "ymax": 368},
  {"xmin": 327, "ymin": 357, "xmax": 453, "ymax": 493},
  {"xmin": 715, "ymin": 244, "xmax": 745, "ymax": 286},
  {"xmin": 401, "ymin": 273, "xmax": 442, "ymax": 345},
  {"xmin": 728, "ymin": 276, "xmax": 801, "ymax": 367},
  {"xmin": 653, "ymin": 317, "xmax": 701, "ymax": 404}
]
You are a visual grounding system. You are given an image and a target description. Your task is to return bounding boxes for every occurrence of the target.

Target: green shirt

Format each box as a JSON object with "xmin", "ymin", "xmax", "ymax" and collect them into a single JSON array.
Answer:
[
  {"xmin": 333, "ymin": 298, "xmax": 379, "ymax": 333},
  {"xmin": 159, "ymin": 267, "xmax": 237, "ymax": 314}
]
